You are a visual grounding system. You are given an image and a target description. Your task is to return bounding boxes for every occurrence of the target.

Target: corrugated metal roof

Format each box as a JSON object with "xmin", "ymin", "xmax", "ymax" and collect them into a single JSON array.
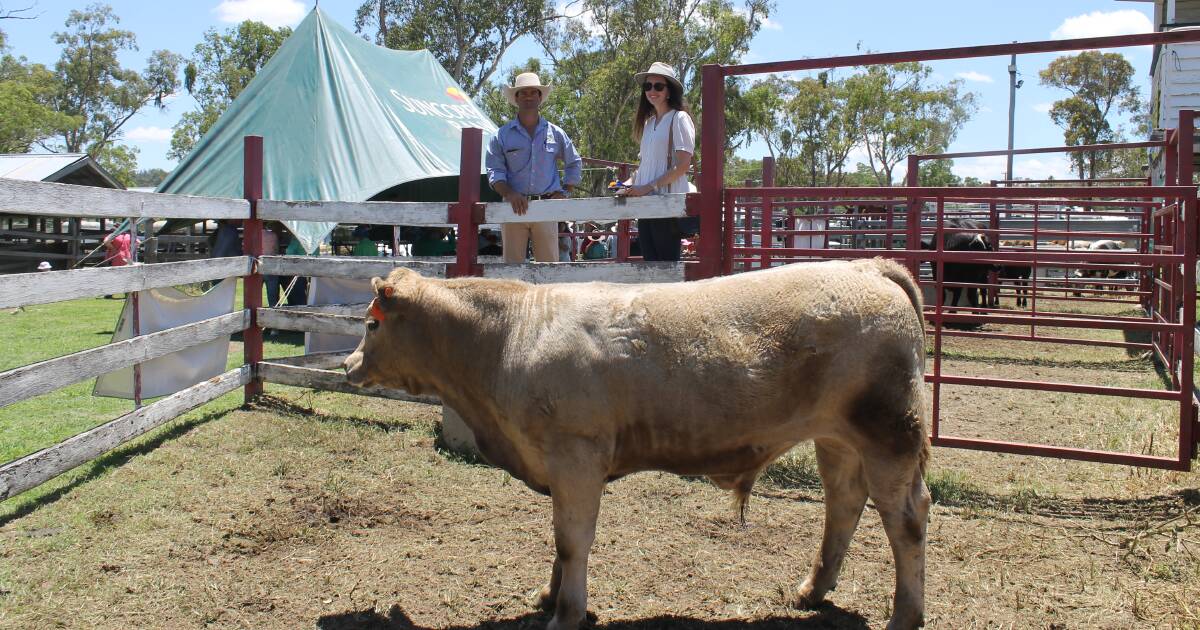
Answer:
[{"xmin": 0, "ymin": 153, "xmax": 90, "ymax": 181}]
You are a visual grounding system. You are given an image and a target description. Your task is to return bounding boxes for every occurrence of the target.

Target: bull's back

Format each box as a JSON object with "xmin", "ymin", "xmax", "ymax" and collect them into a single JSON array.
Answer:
[{"xmin": 513, "ymin": 260, "xmax": 924, "ymax": 476}]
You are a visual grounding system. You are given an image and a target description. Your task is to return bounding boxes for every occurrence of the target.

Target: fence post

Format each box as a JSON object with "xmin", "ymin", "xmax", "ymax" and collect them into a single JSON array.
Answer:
[
  {"xmin": 617, "ymin": 165, "xmax": 631, "ymax": 261},
  {"xmin": 905, "ymin": 154, "xmax": 922, "ymax": 278},
  {"xmin": 243, "ymin": 135, "xmax": 264, "ymax": 404},
  {"xmin": 693, "ymin": 63, "xmax": 725, "ymax": 280},
  {"xmin": 760, "ymin": 156, "xmax": 774, "ymax": 270},
  {"xmin": 448, "ymin": 127, "xmax": 483, "ymax": 278},
  {"xmin": 1177, "ymin": 110, "xmax": 1197, "ymax": 465}
]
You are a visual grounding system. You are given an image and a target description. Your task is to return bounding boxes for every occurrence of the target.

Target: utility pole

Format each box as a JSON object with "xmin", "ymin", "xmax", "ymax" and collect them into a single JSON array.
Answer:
[{"xmin": 1006, "ymin": 49, "xmax": 1019, "ymax": 184}]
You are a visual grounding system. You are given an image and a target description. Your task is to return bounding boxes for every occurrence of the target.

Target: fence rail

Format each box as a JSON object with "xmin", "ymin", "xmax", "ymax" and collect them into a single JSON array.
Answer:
[
  {"xmin": 0, "ymin": 257, "xmax": 251, "ymax": 309},
  {"xmin": 0, "ymin": 178, "xmax": 250, "ymax": 219}
]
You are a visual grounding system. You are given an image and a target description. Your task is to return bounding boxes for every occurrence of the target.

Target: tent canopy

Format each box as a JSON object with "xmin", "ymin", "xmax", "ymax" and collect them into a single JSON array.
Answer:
[{"xmin": 157, "ymin": 7, "xmax": 499, "ymax": 252}]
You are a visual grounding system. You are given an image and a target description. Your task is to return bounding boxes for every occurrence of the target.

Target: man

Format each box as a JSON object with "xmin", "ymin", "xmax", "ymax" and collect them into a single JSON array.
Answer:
[{"xmin": 486, "ymin": 72, "xmax": 583, "ymax": 263}]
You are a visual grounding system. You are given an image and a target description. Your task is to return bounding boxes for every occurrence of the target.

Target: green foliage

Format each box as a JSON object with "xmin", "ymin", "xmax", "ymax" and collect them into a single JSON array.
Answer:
[
  {"xmin": 0, "ymin": 41, "xmax": 78, "ymax": 152},
  {"xmin": 47, "ymin": 4, "xmax": 181, "ymax": 160},
  {"xmin": 133, "ymin": 167, "xmax": 169, "ymax": 187},
  {"xmin": 91, "ymin": 142, "xmax": 138, "ymax": 187},
  {"xmin": 168, "ymin": 21, "xmax": 291, "ymax": 161},
  {"xmin": 740, "ymin": 72, "xmax": 860, "ymax": 186},
  {"xmin": 1039, "ymin": 51, "xmax": 1142, "ymax": 179},
  {"xmin": 520, "ymin": 0, "xmax": 772, "ymax": 194},
  {"xmin": 354, "ymin": 0, "xmax": 551, "ymax": 96},
  {"xmin": 846, "ymin": 62, "xmax": 976, "ymax": 186}
]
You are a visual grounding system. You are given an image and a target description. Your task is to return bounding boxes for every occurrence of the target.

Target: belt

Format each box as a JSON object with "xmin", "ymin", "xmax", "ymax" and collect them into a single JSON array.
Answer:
[{"xmin": 527, "ymin": 192, "xmax": 560, "ymax": 200}]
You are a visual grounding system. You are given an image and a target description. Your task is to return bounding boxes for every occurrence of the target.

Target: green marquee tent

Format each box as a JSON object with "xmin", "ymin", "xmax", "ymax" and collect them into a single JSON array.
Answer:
[{"xmin": 157, "ymin": 6, "xmax": 499, "ymax": 253}]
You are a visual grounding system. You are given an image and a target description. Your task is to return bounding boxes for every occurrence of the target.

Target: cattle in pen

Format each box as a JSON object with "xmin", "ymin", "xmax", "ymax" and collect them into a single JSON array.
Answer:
[{"xmin": 344, "ymin": 259, "xmax": 931, "ymax": 630}]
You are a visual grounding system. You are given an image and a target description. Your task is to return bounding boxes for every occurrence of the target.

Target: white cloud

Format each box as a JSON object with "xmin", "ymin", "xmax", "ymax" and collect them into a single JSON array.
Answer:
[
  {"xmin": 1051, "ymin": 10, "xmax": 1152, "ymax": 39},
  {"xmin": 125, "ymin": 126, "xmax": 173, "ymax": 142},
  {"xmin": 955, "ymin": 71, "xmax": 994, "ymax": 83},
  {"xmin": 1032, "ymin": 102, "xmax": 1054, "ymax": 113},
  {"xmin": 951, "ymin": 156, "xmax": 1008, "ymax": 182},
  {"xmin": 213, "ymin": 0, "xmax": 305, "ymax": 28}
]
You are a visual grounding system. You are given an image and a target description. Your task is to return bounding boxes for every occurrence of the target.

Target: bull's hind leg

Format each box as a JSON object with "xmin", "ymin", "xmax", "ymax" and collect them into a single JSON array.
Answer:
[
  {"xmin": 862, "ymin": 451, "xmax": 930, "ymax": 630},
  {"xmin": 792, "ymin": 438, "xmax": 868, "ymax": 608}
]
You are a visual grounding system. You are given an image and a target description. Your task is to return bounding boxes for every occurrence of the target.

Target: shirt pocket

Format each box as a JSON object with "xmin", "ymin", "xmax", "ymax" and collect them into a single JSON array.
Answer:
[{"xmin": 505, "ymin": 143, "xmax": 532, "ymax": 171}]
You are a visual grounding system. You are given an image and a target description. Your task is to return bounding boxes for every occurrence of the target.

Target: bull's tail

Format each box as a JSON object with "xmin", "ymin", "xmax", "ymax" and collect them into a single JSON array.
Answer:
[{"xmin": 866, "ymin": 257, "xmax": 924, "ymax": 321}]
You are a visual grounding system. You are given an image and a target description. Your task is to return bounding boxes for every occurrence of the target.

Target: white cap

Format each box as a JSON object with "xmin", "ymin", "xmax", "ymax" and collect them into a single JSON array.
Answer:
[{"xmin": 37, "ymin": 261, "xmax": 51, "ymax": 271}]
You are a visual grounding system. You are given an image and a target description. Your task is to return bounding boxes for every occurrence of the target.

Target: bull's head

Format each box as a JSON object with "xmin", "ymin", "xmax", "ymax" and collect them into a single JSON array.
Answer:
[{"xmin": 343, "ymin": 268, "xmax": 431, "ymax": 394}]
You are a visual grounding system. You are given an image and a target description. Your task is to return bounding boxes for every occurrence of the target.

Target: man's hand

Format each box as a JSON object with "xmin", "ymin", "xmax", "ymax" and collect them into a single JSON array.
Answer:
[{"xmin": 506, "ymin": 191, "xmax": 530, "ymax": 216}]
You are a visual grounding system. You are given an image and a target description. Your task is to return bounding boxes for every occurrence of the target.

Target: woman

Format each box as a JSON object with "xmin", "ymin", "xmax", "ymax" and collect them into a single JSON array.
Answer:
[{"xmin": 616, "ymin": 62, "xmax": 695, "ymax": 262}]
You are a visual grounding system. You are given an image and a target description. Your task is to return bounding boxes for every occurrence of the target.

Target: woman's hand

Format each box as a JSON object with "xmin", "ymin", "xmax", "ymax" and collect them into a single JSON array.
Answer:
[{"xmin": 617, "ymin": 184, "xmax": 652, "ymax": 197}]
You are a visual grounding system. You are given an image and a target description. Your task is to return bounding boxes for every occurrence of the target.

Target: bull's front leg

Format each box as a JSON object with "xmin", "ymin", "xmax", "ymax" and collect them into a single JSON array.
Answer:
[{"xmin": 543, "ymin": 456, "xmax": 605, "ymax": 630}]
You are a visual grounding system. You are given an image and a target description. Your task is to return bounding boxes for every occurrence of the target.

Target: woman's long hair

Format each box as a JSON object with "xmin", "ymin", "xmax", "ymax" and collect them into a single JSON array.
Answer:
[{"xmin": 632, "ymin": 78, "xmax": 688, "ymax": 142}]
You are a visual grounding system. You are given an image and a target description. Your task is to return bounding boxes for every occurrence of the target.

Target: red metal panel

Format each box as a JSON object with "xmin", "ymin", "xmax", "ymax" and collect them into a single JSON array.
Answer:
[
  {"xmin": 242, "ymin": 135, "xmax": 264, "ymax": 403},
  {"xmin": 449, "ymin": 127, "xmax": 483, "ymax": 278},
  {"xmin": 929, "ymin": 436, "xmax": 1188, "ymax": 471},
  {"xmin": 760, "ymin": 157, "xmax": 774, "ymax": 269},
  {"xmin": 723, "ymin": 29, "xmax": 1200, "ymax": 77},
  {"xmin": 695, "ymin": 64, "xmax": 724, "ymax": 281},
  {"xmin": 917, "ymin": 142, "xmax": 1164, "ymax": 161}
]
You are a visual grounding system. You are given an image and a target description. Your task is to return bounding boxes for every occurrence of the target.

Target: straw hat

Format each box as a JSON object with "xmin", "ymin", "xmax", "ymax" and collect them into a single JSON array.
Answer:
[
  {"xmin": 633, "ymin": 62, "xmax": 683, "ymax": 93},
  {"xmin": 502, "ymin": 72, "xmax": 551, "ymax": 107}
]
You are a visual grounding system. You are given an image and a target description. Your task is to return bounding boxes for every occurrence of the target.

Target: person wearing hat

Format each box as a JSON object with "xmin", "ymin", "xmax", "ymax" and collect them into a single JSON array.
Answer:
[
  {"xmin": 615, "ymin": 62, "xmax": 696, "ymax": 262},
  {"xmin": 486, "ymin": 72, "xmax": 583, "ymax": 263}
]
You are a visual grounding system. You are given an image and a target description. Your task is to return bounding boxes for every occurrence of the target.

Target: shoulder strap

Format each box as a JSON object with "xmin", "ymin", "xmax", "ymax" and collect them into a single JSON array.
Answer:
[{"xmin": 658, "ymin": 112, "xmax": 676, "ymax": 194}]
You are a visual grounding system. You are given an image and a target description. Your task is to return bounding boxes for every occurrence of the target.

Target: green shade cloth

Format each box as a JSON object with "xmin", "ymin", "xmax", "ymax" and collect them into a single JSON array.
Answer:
[{"xmin": 157, "ymin": 7, "xmax": 498, "ymax": 253}]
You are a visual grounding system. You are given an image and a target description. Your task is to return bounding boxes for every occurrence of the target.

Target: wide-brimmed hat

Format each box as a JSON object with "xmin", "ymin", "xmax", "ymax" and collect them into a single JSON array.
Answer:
[
  {"xmin": 633, "ymin": 62, "xmax": 683, "ymax": 93},
  {"xmin": 36, "ymin": 261, "xmax": 51, "ymax": 271},
  {"xmin": 502, "ymin": 72, "xmax": 551, "ymax": 107}
]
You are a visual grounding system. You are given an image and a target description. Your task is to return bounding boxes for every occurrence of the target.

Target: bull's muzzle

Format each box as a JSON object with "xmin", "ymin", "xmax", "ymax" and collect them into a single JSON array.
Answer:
[{"xmin": 343, "ymin": 351, "xmax": 370, "ymax": 387}]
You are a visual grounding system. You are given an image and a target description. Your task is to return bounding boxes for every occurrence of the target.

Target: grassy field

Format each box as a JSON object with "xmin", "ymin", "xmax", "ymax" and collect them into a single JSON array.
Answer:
[{"xmin": 0, "ymin": 288, "xmax": 1198, "ymax": 629}]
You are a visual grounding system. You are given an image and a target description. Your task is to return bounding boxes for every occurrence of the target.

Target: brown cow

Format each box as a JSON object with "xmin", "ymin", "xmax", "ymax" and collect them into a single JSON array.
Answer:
[{"xmin": 343, "ymin": 258, "xmax": 931, "ymax": 630}]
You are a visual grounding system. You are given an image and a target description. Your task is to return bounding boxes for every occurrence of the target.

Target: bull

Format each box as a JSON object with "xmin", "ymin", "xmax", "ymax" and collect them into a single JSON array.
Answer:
[
  {"xmin": 344, "ymin": 259, "xmax": 931, "ymax": 630},
  {"xmin": 1072, "ymin": 240, "xmax": 1127, "ymax": 297}
]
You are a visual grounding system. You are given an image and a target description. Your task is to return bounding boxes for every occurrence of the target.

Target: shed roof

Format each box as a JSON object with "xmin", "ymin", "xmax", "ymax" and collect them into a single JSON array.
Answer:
[{"xmin": 0, "ymin": 153, "xmax": 123, "ymax": 189}]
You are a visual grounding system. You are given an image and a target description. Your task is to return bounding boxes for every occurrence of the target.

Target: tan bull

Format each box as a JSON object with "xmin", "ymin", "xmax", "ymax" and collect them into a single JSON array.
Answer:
[{"xmin": 343, "ymin": 258, "xmax": 931, "ymax": 630}]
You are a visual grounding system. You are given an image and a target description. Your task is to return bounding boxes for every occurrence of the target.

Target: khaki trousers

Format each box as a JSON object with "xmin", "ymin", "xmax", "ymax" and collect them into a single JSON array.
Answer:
[{"xmin": 501, "ymin": 221, "xmax": 559, "ymax": 263}]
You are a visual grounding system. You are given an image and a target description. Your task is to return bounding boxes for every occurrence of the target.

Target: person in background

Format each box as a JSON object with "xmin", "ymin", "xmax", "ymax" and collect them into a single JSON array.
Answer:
[
  {"xmin": 486, "ymin": 72, "xmax": 582, "ymax": 263},
  {"xmin": 351, "ymin": 224, "xmax": 379, "ymax": 256},
  {"xmin": 558, "ymin": 222, "xmax": 573, "ymax": 262},
  {"xmin": 410, "ymin": 227, "xmax": 457, "ymax": 257},
  {"xmin": 615, "ymin": 62, "xmax": 696, "ymax": 262},
  {"xmin": 478, "ymin": 229, "xmax": 502, "ymax": 256},
  {"xmin": 261, "ymin": 222, "xmax": 281, "ymax": 309},
  {"xmin": 36, "ymin": 261, "xmax": 52, "ymax": 272},
  {"xmin": 101, "ymin": 227, "xmax": 134, "ymax": 299},
  {"xmin": 211, "ymin": 219, "xmax": 243, "ymax": 258}
]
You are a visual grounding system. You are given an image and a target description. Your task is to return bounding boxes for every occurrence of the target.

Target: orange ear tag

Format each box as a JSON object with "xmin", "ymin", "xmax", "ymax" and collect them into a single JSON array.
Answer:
[{"xmin": 369, "ymin": 299, "xmax": 386, "ymax": 321}]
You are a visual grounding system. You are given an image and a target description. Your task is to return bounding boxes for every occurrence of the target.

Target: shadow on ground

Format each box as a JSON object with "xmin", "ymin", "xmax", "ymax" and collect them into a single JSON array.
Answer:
[{"xmin": 317, "ymin": 604, "xmax": 869, "ymax": 630}]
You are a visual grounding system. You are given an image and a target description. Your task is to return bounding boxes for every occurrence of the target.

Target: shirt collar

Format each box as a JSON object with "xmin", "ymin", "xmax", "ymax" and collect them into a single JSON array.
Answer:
[{"xmin": 507, "ymin": 116, "xmax": 547, "ymax": 136}]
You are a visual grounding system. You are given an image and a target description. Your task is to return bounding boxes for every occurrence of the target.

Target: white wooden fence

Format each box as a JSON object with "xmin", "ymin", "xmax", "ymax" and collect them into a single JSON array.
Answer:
[{"xmin": 0, "ymin": 176, "xmax": 692, "ymax": 500}]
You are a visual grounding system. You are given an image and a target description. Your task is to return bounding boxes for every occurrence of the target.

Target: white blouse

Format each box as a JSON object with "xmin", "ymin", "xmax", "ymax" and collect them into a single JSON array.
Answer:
[{"xmin": 633, "ymin": 109, "xmax": 696, "ymax": 194}]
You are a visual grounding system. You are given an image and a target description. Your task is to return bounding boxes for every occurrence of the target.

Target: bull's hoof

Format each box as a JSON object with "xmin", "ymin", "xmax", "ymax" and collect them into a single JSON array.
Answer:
[
  {"xmin": 783, "ymin": 582, "xmax": 827, "ymax": 610},
  {"xmin": 531, "ymin": 585, "xmax": 555, "ymax": 612},
  {"xmin": 884, "ymin": 612, "xmax": 925, "ymax": 630}
]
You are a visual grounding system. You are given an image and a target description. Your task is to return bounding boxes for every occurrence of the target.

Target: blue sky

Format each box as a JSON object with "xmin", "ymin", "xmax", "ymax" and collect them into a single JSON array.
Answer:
[{"xmin": 1, "ymin": 0, "xmax": 1158, "ymax": 181}]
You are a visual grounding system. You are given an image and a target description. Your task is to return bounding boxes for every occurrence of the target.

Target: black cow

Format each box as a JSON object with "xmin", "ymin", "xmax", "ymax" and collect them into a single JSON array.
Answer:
[
  {"xmin": 921, "ymin": 218, "xmax": 992, "ymax": 310},
  {"xmin": 997, "ymin": 264, "xmax": 1032, "ymax": 307}
]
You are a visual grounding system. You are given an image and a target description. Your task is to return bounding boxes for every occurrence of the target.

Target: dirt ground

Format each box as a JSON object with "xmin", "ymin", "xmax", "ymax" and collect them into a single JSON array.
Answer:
[{"xmin": 2, "ymin": 309, "xmax": 1199, "ymax": 629}]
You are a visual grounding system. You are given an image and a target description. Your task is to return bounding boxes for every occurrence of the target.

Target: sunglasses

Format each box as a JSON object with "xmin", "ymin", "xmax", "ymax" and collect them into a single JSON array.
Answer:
[{"xmin": 642, "ymin": 81, "xmax": 668, "ymax": 93}]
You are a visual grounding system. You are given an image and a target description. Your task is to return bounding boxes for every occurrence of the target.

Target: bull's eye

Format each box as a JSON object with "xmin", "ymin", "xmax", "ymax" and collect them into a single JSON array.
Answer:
[{"xmin": 367, "ymin": 319, "xmax": 379, "ymax": 331}]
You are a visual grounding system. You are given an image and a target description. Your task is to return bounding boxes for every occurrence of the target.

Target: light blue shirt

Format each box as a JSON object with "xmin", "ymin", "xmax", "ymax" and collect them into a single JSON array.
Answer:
[{"xmin": 486, "ymin": 117, "xmax": 583, "ymax": 196}]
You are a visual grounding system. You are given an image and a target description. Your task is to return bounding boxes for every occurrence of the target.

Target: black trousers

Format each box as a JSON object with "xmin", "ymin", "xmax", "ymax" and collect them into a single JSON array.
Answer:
[{"xmin": 638, "ymin": 218, "xmax": 681, "ymax": 262}]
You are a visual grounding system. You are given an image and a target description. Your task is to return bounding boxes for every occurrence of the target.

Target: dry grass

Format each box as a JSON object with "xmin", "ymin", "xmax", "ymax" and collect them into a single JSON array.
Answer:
[{"xmin": 1, "ymin": 297, "xmax": 1199, "ymax": 629}]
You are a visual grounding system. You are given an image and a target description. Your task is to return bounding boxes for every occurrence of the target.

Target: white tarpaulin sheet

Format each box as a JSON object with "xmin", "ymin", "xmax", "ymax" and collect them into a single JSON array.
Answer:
[
  {"xmin": 94, "ymin": 279, "xmax": 236, "ymax": 399},
  {"xmin": 305, "ymin": 276, "xmax": 372, "ymax": 354}
]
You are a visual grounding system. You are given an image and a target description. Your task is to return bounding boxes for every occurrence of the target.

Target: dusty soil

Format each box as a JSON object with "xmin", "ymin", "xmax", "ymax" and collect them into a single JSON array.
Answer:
[{"xmin": 1, "ymin": 299, "xmax": 1198, "ymax": 629}]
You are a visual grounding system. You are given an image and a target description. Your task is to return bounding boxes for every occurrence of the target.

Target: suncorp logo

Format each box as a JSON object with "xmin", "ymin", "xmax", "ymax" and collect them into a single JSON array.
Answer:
[{"xmin": 390, "ymin": 88, "xmax": 490, "ymax": 130}]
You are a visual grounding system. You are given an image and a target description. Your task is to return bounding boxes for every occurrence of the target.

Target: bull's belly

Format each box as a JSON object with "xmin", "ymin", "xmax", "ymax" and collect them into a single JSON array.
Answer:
[{"xmin": 610, "ymin": 440, "xmax": 797, "ymax": 478}]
